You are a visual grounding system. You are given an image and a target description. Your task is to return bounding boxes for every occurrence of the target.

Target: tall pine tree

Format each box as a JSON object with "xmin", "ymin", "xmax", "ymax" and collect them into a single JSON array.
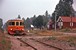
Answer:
[
  {"xmin": 18, "ymin": 15, "xmax": 21, "ymax": 19},
  {"xmin": 0, "ymin": 18, "xmax": 3, "ymax": 28}
]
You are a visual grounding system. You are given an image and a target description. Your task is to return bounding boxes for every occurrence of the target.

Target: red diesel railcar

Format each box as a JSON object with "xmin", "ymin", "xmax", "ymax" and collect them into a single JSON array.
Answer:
[{"xmin": 7, "ymin": 19, "xmax": 25, "ymax": 35}]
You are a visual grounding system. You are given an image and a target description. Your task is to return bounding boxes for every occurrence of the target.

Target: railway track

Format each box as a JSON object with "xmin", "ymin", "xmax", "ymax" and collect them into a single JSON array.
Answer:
[
  {"xmin": 30, "ymin": 38, "xmax": 62, "ymax": 50},
  {"xmin": 17, "ymin": 38, "xmax": 37, "ymax": 50},
  {"xmin": 17, "ymin": 37, "xmax": 62, "ymax": 50},
  {"xmin": 30, "ymin": 38, "xmax": 76, "ymax": 50},
  {"xmin": 8, "ymin": 34, "xmax": 76, "ymax": 50}
]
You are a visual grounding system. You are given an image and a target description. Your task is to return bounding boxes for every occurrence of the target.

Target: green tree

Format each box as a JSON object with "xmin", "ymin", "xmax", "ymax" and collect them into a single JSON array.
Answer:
[
  {"xmin": 22, "ymin": 15, "xmax": 36, "ymax": 29},
  {"xmin": 33, "ymin": 15, "xmax": 43, "ymax": 28},
  {"xmin": 24, "ymin": 18, "xmax": 31, "ymax": 29},
  {"xmin": 52, "ymin": 0, "xmax": 75, "ymax": 22},
  {"xmin": 43, "ymin": 15, "xmax": 49, "ymax": 27},
  {"xmin": 22, "ymin": 17, "xmax": 26, "ymax": 29},
  {"xmin": 30, "ymin": 15, "xmax": 36, "ymax": 25},
  {"xmin": 0, "ymin": 18, "xmax": 3, "ymax": 28},
  {"xmin": 18, "ymin": 15, "xmax": 21, "ymax": 19}
]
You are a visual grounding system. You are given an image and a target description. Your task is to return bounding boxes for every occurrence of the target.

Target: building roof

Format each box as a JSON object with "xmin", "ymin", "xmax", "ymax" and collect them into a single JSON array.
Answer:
[
  {"xmin": 61, "ymin": 16, "xmax": 71, "ymax": 22},
  {"xmin": 58, "ymin": 16, "xmax": 76, "ymax": 22},
  {"xmin": 72, "ymin": 17, "xmax": 76, "ymax": 22}
]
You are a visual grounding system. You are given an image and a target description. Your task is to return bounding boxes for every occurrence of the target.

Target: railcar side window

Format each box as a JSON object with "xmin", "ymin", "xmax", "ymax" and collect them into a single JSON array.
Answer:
[
  {"xmin": 9, "ymin": 22, "xmax": 11, "ymax": 25},
  {"xmin": 16, "ymin": 22, "xmax": 19, "ymax": 26},
  {"xmin": 20, "ymin": 22, "xmax": 23, "ymax": 25},
  {"xmin": 9, "ymin": 22, "xmax": 15, "ymax": 26}
]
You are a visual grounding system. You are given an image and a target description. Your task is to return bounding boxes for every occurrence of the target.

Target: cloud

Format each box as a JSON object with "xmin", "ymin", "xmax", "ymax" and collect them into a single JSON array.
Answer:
[{"xmin": 73, "ymin": 0, "xmax": 76, "ymax": 11}]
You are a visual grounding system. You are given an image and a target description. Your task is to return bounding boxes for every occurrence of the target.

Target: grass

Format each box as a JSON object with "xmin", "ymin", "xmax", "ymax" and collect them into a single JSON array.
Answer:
[
  {"xmin": 29, "ymin": 29, "xmax": 64, "ymax": 36},
  {"xmin": 60, "ymin": 28, "xmax": 71, "ymax": 32},
  {"xmin": 30, "ymin": 29, "xmax": 76, "ymax": 47},
  {"xmin": 1, "ymin": 39, "xmax": 6, "ymax": 45},
  {"xmin": 56, "ymin": 36, "xmax": 76, "ymax": 47},
  {"xmin": 60, "ymin": 28, "xmax": 76, "ymax": 33},
  {"xmin": 47, "ymin": 36, "xmax": 56, "ymax": 40},
  {"xmin": 0, "ymin": 30, "xmax": 11, "ymax": 50}
]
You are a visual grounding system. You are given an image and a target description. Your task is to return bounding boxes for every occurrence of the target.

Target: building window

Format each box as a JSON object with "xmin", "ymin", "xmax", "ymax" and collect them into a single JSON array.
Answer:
[
  {"xmin": 70, "ymin": 22, "xmax": 73, "ymax": 26},
  {"xmin": 58, "ymin": 22, "xmax": 63, "ymax": 29},
  {"xmin": 58, "ymin": 22, "xmax": 63, "ymax": 26}
]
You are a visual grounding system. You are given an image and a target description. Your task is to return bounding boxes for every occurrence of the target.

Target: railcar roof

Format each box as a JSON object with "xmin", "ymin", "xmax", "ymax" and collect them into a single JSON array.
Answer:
[{"xmin": 7, "ymin": 18, "xmax": 23, "ymax": 22}]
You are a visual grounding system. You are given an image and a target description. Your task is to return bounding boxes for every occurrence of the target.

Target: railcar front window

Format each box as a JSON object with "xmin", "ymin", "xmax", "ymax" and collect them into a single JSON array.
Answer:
[
  {"xmin": 16, "ymin": 22, "xmax": 19, "ymax": 26},
  {"xmin": 9, "ymin": 22, "xmax": 15, "ymax": 26},
  {"xmin": 12, "ymin": 22, "xmax": 15, "ymax": 25},
  {"xmin": 20, "ymin": 22, "xmax": 23, "ymax": 25}
]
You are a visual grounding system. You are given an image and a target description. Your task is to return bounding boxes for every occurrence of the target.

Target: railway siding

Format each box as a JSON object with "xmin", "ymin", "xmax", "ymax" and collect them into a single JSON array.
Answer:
[
  {"xmin": 18, "ymin": 38, "xmax": 60, "ymax": 50},
  {"xmin": 31, "ymin": 38, "xmax": 76, "ymax": 50},
  {"xmin": 17, "ymin": 38, "xmax": 37, "ymax": 50},
  {"xmin": 30, "ymin": 38, "xmax": 62, "ymax": 50}
]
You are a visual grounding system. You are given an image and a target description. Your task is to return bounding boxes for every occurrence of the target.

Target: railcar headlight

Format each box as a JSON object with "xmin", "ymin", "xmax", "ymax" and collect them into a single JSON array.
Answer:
[
  {"xmin": 10, "ymin": 28, "xmax": 12, "ymax": 30},
  {"xmin": 22, "ymin": 29, "xmax": 24, "ymax": 30}
]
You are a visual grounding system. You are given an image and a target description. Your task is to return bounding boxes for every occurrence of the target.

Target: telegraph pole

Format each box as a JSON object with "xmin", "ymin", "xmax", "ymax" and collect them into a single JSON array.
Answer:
[
  {"xmin": 55, "ymin": 12, "xmax": 57, "ymax": 32},
  {"xmin": 70, "ymin": 15, "xmax": 72, "ymax": 30}
]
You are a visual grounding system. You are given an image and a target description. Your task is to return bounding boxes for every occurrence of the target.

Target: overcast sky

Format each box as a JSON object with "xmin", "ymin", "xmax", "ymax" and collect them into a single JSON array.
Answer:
[{"xmin": 0, "ymin": 0, "xmax": 76, "ymax": 24}]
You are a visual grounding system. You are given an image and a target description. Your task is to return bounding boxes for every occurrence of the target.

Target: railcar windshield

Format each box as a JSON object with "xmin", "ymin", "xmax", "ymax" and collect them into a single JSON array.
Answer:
[
  {"xmin": 20, "ymin": 22, "xmax": 24, "ymax": 25},
  {"xmin": 8, "ymin": 21, "xmax": 24, "ymax": 26},
  {"xmin": 16, "ymin": 22, "xmax": 24, "ymax": 26},
  {"xmin": 16, "ymin": 22, "xmax": 19, "ymax": 26},
  {"xmin": 9, "ymin": 22, "xmax": 15, "ymax": 26}
]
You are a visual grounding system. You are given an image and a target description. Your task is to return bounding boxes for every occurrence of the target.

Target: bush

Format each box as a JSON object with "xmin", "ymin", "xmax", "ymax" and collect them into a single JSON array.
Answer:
[
  {"xmin": 61, "ymin": 28, "xmax": 71, "ymax": 32},
  {"xmin": 48, "ymin": 36, "xmax": 56, "ymax": 40}
]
